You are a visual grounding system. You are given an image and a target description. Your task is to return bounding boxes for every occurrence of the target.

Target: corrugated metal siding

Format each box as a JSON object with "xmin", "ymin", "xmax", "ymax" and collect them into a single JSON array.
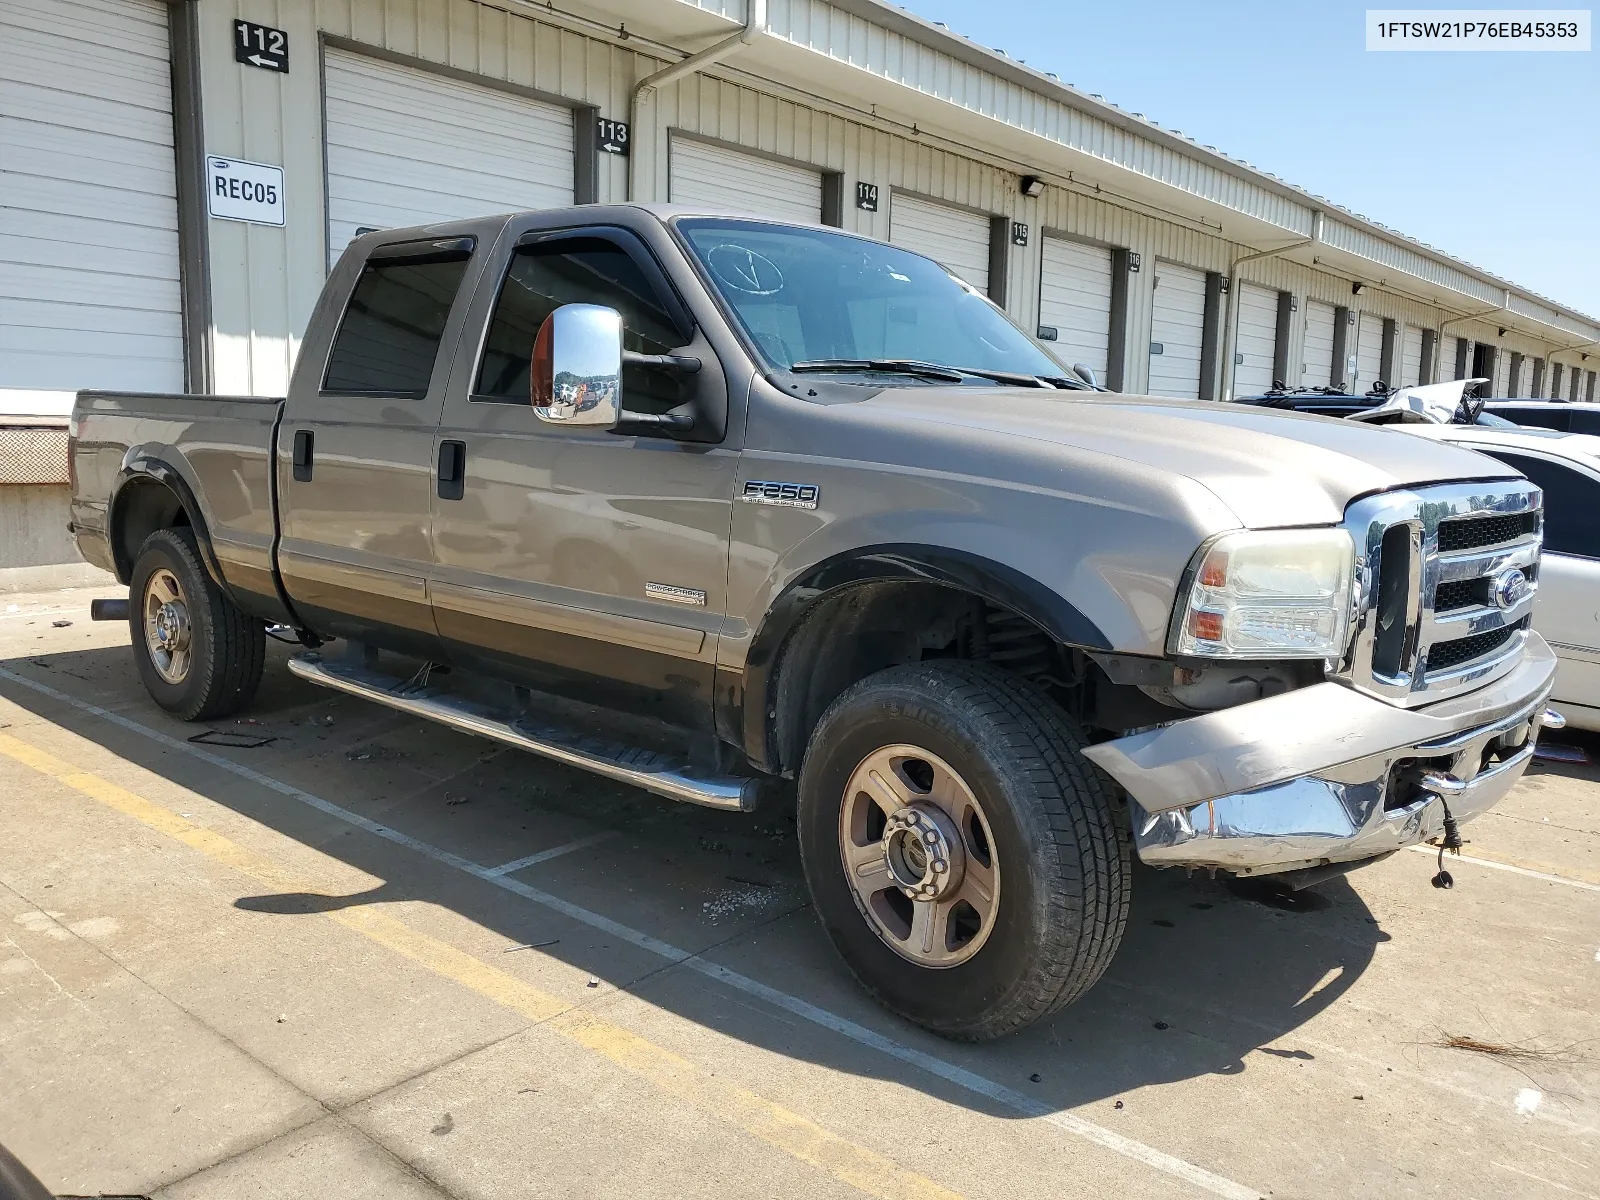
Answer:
[
  {"xmin": 189, "ymin": 0, "xmax": 1595, "ymax": 398},
  {"xmin": 767, "ymin": 0, "xmax": 1310, "ymax": 236}
]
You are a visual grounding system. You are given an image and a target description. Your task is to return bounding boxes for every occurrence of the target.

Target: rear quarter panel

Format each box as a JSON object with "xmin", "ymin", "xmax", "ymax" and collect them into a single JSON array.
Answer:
[{"xmin": 72, "ymin": 392, "xmax": 282, "ymax": 602}]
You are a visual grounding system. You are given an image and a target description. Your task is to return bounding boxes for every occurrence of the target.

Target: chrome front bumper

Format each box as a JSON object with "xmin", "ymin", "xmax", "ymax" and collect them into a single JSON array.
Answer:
[{"xmin": 1083, "ymin": 635, "xmax": 1559, "ymax": 876}]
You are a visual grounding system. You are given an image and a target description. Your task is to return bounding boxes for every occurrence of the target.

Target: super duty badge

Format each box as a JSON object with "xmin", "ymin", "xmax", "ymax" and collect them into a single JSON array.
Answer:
[{"xmin": 741, "ymin": 480, "xmax": 819, "ymax": 510}]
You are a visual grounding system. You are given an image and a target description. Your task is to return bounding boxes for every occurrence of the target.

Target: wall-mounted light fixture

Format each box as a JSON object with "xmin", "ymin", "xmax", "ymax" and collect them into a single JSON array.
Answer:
[
  {"xmin": 1351, "ymin": 282, "xmax": 1365, "ymax": 296},
  {"xmin": 1498, "ymin": 327, "xmax": 1508, "ymax": 337},
  {"xmin": 1019, "ymin": 175, "xmax": 1044, "ymax": 197}
]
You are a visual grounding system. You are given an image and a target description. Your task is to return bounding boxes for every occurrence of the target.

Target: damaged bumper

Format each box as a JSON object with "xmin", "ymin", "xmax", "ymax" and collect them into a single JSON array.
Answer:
[{"xmin": 1082, "ymin": 635, "xmax": 1559, "ymax": 876}]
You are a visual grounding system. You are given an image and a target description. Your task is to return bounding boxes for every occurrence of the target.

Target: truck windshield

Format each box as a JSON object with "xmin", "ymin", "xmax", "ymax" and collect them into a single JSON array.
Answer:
[{"xmin": 675, "ymin": 218, "xmax": 1070, "ymax": 383}]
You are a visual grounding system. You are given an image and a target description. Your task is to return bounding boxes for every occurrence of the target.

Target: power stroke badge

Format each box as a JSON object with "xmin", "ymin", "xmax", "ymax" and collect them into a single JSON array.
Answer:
[{"xmin": 740, "ymin": 480, "xmax": 819, "ymax": 510}]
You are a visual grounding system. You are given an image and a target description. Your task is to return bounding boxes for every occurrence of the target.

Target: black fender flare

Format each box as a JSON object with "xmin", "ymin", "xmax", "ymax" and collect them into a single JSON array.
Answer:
[
  {"xmin": 731, "ymin": 544, "xmax": 1111, "ymax": 773},
  {"xmin": 110, "ymin": 453, "xmax": 229, "ymax": 594}
]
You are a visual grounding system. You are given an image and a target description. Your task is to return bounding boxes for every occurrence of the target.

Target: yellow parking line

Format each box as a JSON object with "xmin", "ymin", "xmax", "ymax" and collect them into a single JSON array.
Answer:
[{"xmin": 0, "ymin": 732, "xmax": 964, "ymax": 1200}]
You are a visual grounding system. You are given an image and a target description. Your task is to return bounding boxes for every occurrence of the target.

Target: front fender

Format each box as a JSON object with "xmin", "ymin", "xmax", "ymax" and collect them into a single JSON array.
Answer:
[{"xmin": 728, "ymin": 542, "xmax": 1114, "ymax": 773}]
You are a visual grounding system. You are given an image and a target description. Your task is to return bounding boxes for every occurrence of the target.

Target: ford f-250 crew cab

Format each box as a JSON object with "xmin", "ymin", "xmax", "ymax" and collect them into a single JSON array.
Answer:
[{"xmin": 70, "ymin": 205, "xmax": 1561, "ymax": 1040}]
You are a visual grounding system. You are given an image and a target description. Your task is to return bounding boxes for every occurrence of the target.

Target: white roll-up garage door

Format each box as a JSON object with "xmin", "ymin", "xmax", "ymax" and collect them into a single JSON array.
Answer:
[
  {"xmin": 323, "ymin": 49, "xmax": 574, "ymax": 267},
  {"xmin": 1233, "ymin": 283, "xmax": 1278, "ymax": 397},
  {"xmin": 1492, "ymin": 347, "xmax": 1511, "ymax": 397},
  {"xmin": 669, "ymin": 139, "xmax": 822, "ymax": 224},
  {"xmin": 1438, "ymin": 337, "xmax": 1464, "ymax": 382},
  {"xmin": 1353, "ymin": 313, "xmax": 1383, "ymax": 394},
  {"xmin": 1400, "ymin": 325, "xmax": 1423, "ymax": 387},
  {"xmin": 1302, "ymin": 301, "xmax": 1336, "ymax": 388},
  {"xmin": 889, "ymin": 194, "xmax": 989, "ymax": 294},
  {"xmin": 1147, "ymin": 262, "xmax": 1206, "ymax": 399},
  {"xmin": 1037, "ymin": 237, "xmax": 1112, "ymax": 381},
  {"xmin": 1, "ymin": 0, "xmax": 183, "ymax": 410}
]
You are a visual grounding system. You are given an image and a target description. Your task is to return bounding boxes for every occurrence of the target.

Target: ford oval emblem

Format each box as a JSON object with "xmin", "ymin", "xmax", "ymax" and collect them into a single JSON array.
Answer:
[{"xmin": 1492, "ymin": 567, "xmax": 1530, "ymax": 611}]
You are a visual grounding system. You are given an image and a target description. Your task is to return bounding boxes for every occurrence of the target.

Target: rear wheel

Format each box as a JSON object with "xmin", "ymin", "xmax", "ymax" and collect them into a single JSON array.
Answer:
[
  {"xmin": 797, "ymin": 661, "xmax": 1130, "ymax": 1040},
  {"xmin": 129, "ymin": 528, "xmax": 264, "ymax": 721}
]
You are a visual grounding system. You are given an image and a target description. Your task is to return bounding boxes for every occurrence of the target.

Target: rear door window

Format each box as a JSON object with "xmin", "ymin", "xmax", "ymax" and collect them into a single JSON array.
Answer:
[
  {"xmin": 324, "ymin": 248, "xmax": 472, "ymax": 396},
  {"xmin": 1477, "ymin": 450, "xmax": 1600, "ymax": 559}
]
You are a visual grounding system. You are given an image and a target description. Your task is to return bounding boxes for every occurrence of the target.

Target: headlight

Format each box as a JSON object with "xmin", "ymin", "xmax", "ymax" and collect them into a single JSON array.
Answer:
[{"xmin": 1170, "ymin": 528, "xmax": 1355, "ymax": 660}]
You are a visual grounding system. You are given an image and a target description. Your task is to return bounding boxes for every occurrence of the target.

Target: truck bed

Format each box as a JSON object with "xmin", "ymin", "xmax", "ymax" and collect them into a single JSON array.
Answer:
[{"xmin": 70, "ymin": 391, "xmax": 286, "ymax": 609}]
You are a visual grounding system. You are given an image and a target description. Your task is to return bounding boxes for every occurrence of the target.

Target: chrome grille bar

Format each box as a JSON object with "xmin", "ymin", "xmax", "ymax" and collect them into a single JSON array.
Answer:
[{"xmin": 1338, "ymin": 480, "xmax": 1542, "ymax": 707}]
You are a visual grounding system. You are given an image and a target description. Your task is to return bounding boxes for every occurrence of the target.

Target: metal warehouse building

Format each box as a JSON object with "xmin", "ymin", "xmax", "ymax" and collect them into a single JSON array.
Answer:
[{"xmin": 3, "ymin": 0, "xmax": 1598, "ymax": 585}]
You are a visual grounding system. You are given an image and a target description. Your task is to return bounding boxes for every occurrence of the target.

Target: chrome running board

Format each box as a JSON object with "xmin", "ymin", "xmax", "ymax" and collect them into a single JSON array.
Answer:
[{"xmin": 287, "ymin": 653, "xmax": 757, "ymax": 812}]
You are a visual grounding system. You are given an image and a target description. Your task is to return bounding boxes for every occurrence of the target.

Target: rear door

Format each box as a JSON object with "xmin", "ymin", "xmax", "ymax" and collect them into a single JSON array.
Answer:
[
  {"xmin": 276, "ymin": 233, "xmax": 484, "ymax": 654},
  {"xmin": 1147, "ymin": 262, "xmax": 1205, "ymax": 399}
]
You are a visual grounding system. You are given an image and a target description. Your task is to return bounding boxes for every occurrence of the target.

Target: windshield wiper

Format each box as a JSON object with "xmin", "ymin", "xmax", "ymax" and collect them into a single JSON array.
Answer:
[
  {"xmin": 790, "ymin": 359, "xmax": 966, "ymax": 382},
  {"xmin": 789, "ymin": 359, "xmax": 1067, "ymax": 388}
]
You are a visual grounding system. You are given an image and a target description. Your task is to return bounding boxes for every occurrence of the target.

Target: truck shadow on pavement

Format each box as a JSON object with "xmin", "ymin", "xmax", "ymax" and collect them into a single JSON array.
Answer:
[{"xmin": 3, "ymin": 641, "xmax": 1391, "ymax": 1119}]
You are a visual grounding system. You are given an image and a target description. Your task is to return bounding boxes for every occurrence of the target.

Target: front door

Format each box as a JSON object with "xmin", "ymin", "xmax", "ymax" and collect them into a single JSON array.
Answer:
[
  {"xmin": 429, "ymin": 226, "xmax": 737, "ymax": 731},
  {"xmin": 276, "ymin": 235, "xmax": 479, "ymax": 655}
]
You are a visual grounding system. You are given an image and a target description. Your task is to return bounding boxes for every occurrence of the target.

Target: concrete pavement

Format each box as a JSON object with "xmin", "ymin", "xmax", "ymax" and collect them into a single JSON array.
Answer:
[{"xmin": 1, "ymin": 586, "xmax": 1596, "ymax": 1199}]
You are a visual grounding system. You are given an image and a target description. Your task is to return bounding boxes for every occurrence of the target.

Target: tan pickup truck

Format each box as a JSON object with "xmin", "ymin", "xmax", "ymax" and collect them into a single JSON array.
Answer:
[{"xmin": 70, "ymin": 205, "xmax": 1560, "ymax": 1038}]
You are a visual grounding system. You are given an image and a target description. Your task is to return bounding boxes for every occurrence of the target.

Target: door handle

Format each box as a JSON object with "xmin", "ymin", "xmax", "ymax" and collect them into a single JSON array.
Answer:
[
  {"xmin": 437, "ymin": 439, "xmax": 466, "ymax": 501},
  {"xmin": 291, "ymin": 429, "xmax": 314, "ymax": 482}
]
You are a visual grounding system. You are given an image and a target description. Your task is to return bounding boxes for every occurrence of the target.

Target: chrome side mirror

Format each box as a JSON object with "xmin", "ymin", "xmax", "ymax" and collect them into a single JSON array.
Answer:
[
  {"xmin": 1071, "ymin": 362, "xmax": 1099, "ymax": 389},
  {"xmin": 530, "ymin": 304, "xmax": 623, "ymax": 427}
]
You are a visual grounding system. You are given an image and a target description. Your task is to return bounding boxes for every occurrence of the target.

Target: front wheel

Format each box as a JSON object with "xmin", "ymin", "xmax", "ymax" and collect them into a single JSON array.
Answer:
[
  {"xmin": 129, "ymin": 528, "xmax": 265, "ymax": 721},
  {"xmin": 797, "ymin": 661, "xmax": 1130, "ymax": 1040}
]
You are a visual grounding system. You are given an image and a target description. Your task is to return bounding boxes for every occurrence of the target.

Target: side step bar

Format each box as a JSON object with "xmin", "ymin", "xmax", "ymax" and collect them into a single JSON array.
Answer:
[{"xmin": 287, "ymin": 653, "xmax": 757, "ymax": 812}]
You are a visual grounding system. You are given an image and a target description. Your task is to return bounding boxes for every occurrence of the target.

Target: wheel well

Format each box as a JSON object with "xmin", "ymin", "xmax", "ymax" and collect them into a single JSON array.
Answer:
[
  {"xmin": 768, "ymin": 581, "xmax": 1077, "ymax": 776},
  {"xmin": 112, "ymin": 476, "xmax": 192, "ymax": 581}
]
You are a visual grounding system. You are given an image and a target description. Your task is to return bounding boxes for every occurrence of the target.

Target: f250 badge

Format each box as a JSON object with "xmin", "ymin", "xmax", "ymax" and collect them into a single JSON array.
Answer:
[{"xmin": 741, "ymin": 480, "xmax": 819, "ymax": 510}]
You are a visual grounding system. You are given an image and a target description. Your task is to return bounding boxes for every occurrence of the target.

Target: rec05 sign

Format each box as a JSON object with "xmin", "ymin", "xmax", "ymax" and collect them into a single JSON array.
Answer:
[{"xmin": 206, "ymin": 156, "xmax": 285, "ymax": 226}]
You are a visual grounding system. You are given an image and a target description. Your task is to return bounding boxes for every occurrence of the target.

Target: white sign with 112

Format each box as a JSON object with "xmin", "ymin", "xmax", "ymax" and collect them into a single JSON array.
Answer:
[{"xmin": 206, "ymin": 156, "xmax": 285, "ymax": 225}]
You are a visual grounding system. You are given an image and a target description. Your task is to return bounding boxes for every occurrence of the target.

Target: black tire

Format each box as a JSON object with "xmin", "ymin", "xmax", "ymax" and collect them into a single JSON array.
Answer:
[
  {"xmin": 797, "ymin": 661, "xmax": 1130, "ymax": 1040},
  {"xmin": 128, "ymin": 527, "xmax": 265, "ymax": 721}
]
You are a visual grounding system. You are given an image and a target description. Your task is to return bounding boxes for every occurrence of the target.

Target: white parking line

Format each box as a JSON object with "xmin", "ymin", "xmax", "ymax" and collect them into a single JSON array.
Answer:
[
  {"xmin": 0, "ymin": 665, "xmax": 1261, "ymax": 1200},
  {"xmin": 486, "ymin": 831, "xmax": 617, "ymax": 875},
  {"xmin": 1405, "ymin": 844, "xmax": 1599, "ymax": 892}
]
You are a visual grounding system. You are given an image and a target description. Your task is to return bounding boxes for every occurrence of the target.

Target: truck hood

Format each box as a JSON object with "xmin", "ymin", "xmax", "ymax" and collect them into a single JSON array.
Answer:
[{"xmin": 865, "ymin": 387, "xmax": 1522, "ymax": 527}]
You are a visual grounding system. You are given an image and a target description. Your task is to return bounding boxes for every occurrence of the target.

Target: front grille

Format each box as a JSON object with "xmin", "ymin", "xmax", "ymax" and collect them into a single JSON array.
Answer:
[
  {"xmin": 1423, "ymin": 620, "xmax": 1524, "ymax": 673},
  {"xmin": 1339, "ymin": 481, "xmax": 1542, "ymax": 705},
  {"xmin": 1433, "ymin": 579, "xmax": 1480, "ymax": 613},
  {"xmin": 1438, "ymin": 511, "xmax": 1539, "ymax": 552}
]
